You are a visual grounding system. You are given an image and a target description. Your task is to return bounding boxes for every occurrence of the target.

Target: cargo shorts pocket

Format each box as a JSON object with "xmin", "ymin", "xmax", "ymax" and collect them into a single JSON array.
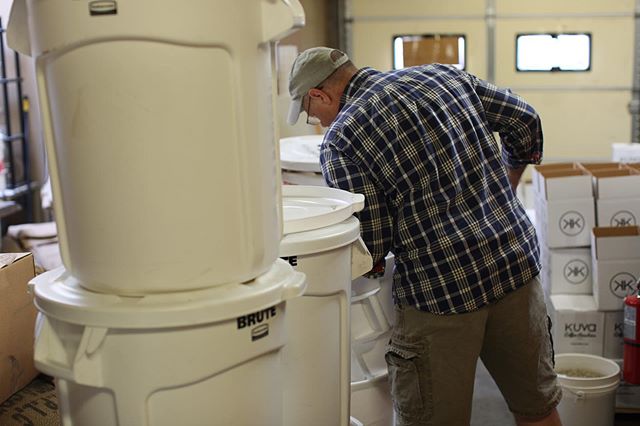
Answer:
[{"xmin": 385, "ymin": 338, "xmax": 430, "ymax": 423}]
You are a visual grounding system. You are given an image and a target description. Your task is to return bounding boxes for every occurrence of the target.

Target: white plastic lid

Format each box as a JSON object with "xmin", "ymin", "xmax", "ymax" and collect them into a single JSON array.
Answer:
[
  {"xmin": 282, "ymin": 185, "xmax": 365, "ymax": 234},
  {"xmin": 31, "ymin": 259, "xmax": 306, "ymax": 329},
  {"xmin": 280, "ymin": 135, "xmax": 323, "ymax": 172}
]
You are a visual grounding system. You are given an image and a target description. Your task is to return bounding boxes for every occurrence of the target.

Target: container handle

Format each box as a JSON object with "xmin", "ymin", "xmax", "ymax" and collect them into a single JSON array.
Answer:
[
  {"xmin": 281, "ymin": 269, "xmax": 307, "ymax": 300},
  {"xmin": 261, "ymin": 0, "xmax": 305, "ymax": 43},
  {"xmin": 561, "ymin": 382, "xmax": 620, "ymax": 401},
  {"xmin": 351, "ymin": 237, "xmax": 373, "ymax": 279},
  {"xmin": 350, "ymin": 193, "xmax": 366, "ymax": 213},
  {"xmin": 34, "ymin": 315, "xmax": 107, "ymax": 386}
]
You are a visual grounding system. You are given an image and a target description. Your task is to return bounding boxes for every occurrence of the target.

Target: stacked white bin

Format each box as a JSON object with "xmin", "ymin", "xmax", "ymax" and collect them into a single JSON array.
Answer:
[
  {"xmin": 10, "ymin": 0, "xmax": 308, "ymax": 424},
  {"xmin": 280, "ymin": 136, "xmax": 396, "ymax": 425},
  {"xmin": 280, "ymin": 185, "xmax": 372, "ymax": 426},
  {"xmin": 30, "ymin": 262, "xmax": 305, "ymax": 426}
]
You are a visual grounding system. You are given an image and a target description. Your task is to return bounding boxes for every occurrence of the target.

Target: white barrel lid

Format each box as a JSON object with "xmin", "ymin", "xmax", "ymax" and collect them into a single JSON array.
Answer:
[
  {"xmin": 280, "ymin": 135, "xmax": 323, "ymax": 172},
  {"xmin": 282, "ymin": 185, "xmax": 365, "ymax": 234},
  {"xmin": 280, "ymin": 215, "xmax": 361, "ymax": 257},
  {"xmin": 31, "ymin": 259, "xmax": 306, "ymax": 329}
]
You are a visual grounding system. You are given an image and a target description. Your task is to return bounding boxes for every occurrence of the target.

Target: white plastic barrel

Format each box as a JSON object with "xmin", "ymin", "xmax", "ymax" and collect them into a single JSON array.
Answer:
[
  {"xmin": 8, "ymin": 0, "xmax": 304, "ymax": 294},
  {"xmin": 555, "ymin": 353, "xmax": 620, "ymax": 426},
  {"xmin": 280, "ymin": 185, "xmax": 372, "ymax": 426},
  {"xmin": 280, "ymin": 135, "xmax": 326, "ymax": 186},
  {"xmin": 30, "ymin": 260, "xmax": 305, "ymax": 426}
]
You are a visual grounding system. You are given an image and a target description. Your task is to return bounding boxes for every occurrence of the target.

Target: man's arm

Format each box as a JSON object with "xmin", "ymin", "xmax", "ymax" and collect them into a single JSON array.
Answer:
[
  {"xmin": 320, "ymin": 137, "xmax": 393, "ymax": 269},
  {"xmin": 469, "ymin": 74, "xmax": 543, "ymax": 170},
  {"xmin": 507, "ymin": 164, "xmax": 527, "ymax": 190}
]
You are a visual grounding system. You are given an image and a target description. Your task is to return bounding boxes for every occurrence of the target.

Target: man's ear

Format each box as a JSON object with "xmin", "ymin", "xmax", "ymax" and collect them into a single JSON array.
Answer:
[{"xmin": 309, "ymin": 87, "xmax": 331, "ymax": 105}]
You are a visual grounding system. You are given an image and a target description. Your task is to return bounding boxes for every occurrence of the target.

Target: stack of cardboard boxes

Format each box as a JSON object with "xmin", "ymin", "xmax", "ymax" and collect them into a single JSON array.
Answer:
[{"xmin": 532, "ymin": 161, "xmax": 640, "ymax": 410}]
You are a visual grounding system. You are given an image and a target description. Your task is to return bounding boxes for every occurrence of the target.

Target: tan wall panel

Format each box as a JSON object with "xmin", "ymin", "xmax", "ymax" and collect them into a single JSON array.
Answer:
[
  {"xmin": 352, "ymin": 0, "xmax": 485, "ymax": 17},
  {"xmin": 517, "ymin": 91, "xmax": 630, "ymax": 159},
  {"xmin": 281, "ymin": 0, "xmax": 331, "ymax": 50},
  {"xmin": 352, "ymin": 20, "xmax": 487, "ymax": 77},
  {"xmin": 495, "ymin": 18, "xmax": 634, "ymax": 87},
  {"xmin": 495, "ymin": 0, "xmax": 635, "ymax": 15}
]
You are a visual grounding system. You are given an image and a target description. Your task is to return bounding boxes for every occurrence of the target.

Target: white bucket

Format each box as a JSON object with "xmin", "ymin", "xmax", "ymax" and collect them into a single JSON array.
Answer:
[
  {"xmin": 279, "ymin": 135, "xmax": 327, "ymax": 186},
  {"xmin": 555, "ymin": 353, "xmax": 620, "ymax": 426},
  {"xmin": 280, "ymin": 185, "xmax": 372, "ymax": 426},
  {"xmin": 30, "ymin": 260, "xmax": 305, "ymax": 426},
  {"xmin": 9, "ymin": 0, "xmax": 304, "ymax": 294}
]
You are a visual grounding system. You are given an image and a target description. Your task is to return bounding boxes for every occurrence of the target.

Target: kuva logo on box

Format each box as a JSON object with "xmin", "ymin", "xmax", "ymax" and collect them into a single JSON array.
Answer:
[
  {"xmin": 559, "ymin": 211, "xmax": 585, "ymax": 236},
  {"xmin": 563, "ymin": 259, "xmax": 589, "ymax": 284},
  {"xmin": 564, "ymin": 322, "xmax": 597, "ymax": 338},
  {"xmin": 610, "ymin": 211, "xmax": 637, "ymax": 227},
  {"xmin": 609, "ymin": 272, "xmax": 637, "ymax": 298}
]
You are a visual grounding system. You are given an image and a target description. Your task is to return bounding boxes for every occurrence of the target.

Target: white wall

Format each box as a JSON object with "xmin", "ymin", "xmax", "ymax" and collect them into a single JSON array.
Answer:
[{"xmin": 349, "ymin": 0, "xmax": 636, "ymax": 161}]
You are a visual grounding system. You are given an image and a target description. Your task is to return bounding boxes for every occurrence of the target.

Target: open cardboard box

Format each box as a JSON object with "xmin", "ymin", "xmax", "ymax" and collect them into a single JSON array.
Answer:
[
  {"xmin": 532, "ymin": 162, "xmax": 579, "ymax": 196},
  {"xmin": 535, "ymin": 168, "xmax": 595, "ymax": 248},
  {"xmin": 0, "ymin": 252, "xmax": 38, "ymax": 405},
  {"xmin": 591, "ymin": 226, "xmax": 640, "ymax": 311},
  {"xmin": 588, "ymin": 169, "xmax": 640, "ymax": 226}
]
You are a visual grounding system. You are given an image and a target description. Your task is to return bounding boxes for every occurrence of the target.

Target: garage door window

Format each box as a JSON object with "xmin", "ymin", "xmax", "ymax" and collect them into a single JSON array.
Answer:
[
  {"xmin": 393, "ymin": 34, "xmax": 466, "ymax": 70},
  {"xmin": 516, "ymin": 33, "xmax": 591, "ymax": 72}
]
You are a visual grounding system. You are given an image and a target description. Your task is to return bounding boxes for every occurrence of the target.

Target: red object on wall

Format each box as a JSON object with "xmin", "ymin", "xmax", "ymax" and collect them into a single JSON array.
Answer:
[{"xmin": 623, "ymin": 287, "xmax": 640, "ymax": 385}]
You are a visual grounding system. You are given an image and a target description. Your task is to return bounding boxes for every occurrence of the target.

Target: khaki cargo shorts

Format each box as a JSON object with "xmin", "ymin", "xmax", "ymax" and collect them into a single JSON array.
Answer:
[{"xmin": 385, "ymin": 277, "xmax": 562, "ymax": 425}]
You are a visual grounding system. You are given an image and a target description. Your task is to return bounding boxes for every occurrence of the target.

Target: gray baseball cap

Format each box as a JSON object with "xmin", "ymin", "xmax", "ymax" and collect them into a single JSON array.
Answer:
[{"xmin": 287, "ymin": 47, "xmax": 349, "ymax": 125}]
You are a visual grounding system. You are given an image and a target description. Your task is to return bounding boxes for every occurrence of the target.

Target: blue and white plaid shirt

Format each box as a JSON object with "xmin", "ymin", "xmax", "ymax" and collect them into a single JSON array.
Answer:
[{"xmin": 320, "ymin": 65, "xmax": 542, "ymax": 314}]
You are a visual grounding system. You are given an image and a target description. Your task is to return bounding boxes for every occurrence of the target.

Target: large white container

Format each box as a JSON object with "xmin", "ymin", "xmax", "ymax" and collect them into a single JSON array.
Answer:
[
  {"xmin": 280, "ymin": 185, "xmax": 372, "ymax": 426},
  {"xmin": 280, "ymin": 134, "xmax": 326, "ymax": 186},
  {"xmin": 555, "ymin": 353, "xmax": 620, "ymax": 426},
  {"xmin": 8, "ymin": 0, "xmax": 304, "ymax": 294},
  {"xmin": 30, "ymin": 260, "xmax": 305, "ymax": 426}
]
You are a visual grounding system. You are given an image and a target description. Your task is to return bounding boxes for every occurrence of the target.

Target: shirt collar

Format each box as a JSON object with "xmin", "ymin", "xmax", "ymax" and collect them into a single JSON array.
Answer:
[{"xmin": 339, "ymin": 67, "xmax": 379, "ymax": 110}]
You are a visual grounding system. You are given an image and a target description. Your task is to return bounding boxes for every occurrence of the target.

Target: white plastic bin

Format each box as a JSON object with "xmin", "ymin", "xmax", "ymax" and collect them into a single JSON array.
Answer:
[
  {"xmin": 280, "ymin": 135, "xmax": 326, "ymax": 186},
  {"xmin": 8, "ymin": 0, "xmax": 304, "ymax": 294},
  {"xmin": 30, "ymin": 260, "xmax": 305, "ymax": 426},
  {"xmin": 280, "ymin": 185, "xmax": 372, "ymax": 426},
  {"xmin": 555, "ymin": 353, "xmax": 620, "ymax": 426}
]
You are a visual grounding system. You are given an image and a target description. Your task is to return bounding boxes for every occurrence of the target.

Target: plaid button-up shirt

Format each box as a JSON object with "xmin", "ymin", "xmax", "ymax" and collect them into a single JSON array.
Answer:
[{"xmin": 320, "ymin": 65, "xmax": 542, "ymax": 314}]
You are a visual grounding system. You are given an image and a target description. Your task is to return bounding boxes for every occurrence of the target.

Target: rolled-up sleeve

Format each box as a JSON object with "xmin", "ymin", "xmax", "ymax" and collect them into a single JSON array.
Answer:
[
  {"xmin": 470, "ymin": 75, "xmax": 543, "ymax": 168},
  {"xmin": 320, "ymin": 136, "xmax": 393, "ymax": 266}
]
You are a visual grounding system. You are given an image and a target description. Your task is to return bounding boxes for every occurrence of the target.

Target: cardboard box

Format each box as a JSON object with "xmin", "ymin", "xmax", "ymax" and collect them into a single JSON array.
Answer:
[
  {"xmin": 537, "ymin": 198, "xmax": 595, "ymax": 248},
  {"xmin": 603, "ymin": 310, "xmax": 624, "ymax": 359},
  {"xmin": 590, "ymin": 169, "xmax": 640, "ymax": 200},
  {"xmin": 550, "ymin": 294, "xmax": 604, "ymax": 356},
  {"xmin": 591, "ymin": 227, "xmax": 640, "ymax": 311},
  {"xmin": 534, "ymin": 168, "xmax": 595, "ymax": 248},
  {"xmin": 612, "ymin": 142, "xmax": 640, "ymax": 163},
  {"xmin": 541, "ymin": 247, "xmax": 592, "ymax": 295},
  {"xmin": 578, "ymin": 162, "xmax": 625, "ymax": 173},
  {"xmin": 532, "ymin": 163, "xmax": 578, "ymax": 196},
  {"xmin": 0, "ymin": 253, "xmax": 37, "ymax": 404},
  {"xmin": 597, "ymin": 198, "xmax": 640, "ymax": 227},
  {"xmin": 587, "ymin": 168, "xmax": 640, "ymax": 227}
]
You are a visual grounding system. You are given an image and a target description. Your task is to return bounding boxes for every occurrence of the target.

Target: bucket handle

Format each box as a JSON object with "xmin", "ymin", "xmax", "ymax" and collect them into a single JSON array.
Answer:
[{"xmin": 561, "ymin": 382, "xmax": 620, "ymax": 401}]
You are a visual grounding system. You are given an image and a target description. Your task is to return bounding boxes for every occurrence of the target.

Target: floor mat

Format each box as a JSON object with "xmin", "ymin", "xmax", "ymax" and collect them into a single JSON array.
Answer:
[{"xmin": 0, "ymin": 375, "xmax": 60, "ymax": 426}]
